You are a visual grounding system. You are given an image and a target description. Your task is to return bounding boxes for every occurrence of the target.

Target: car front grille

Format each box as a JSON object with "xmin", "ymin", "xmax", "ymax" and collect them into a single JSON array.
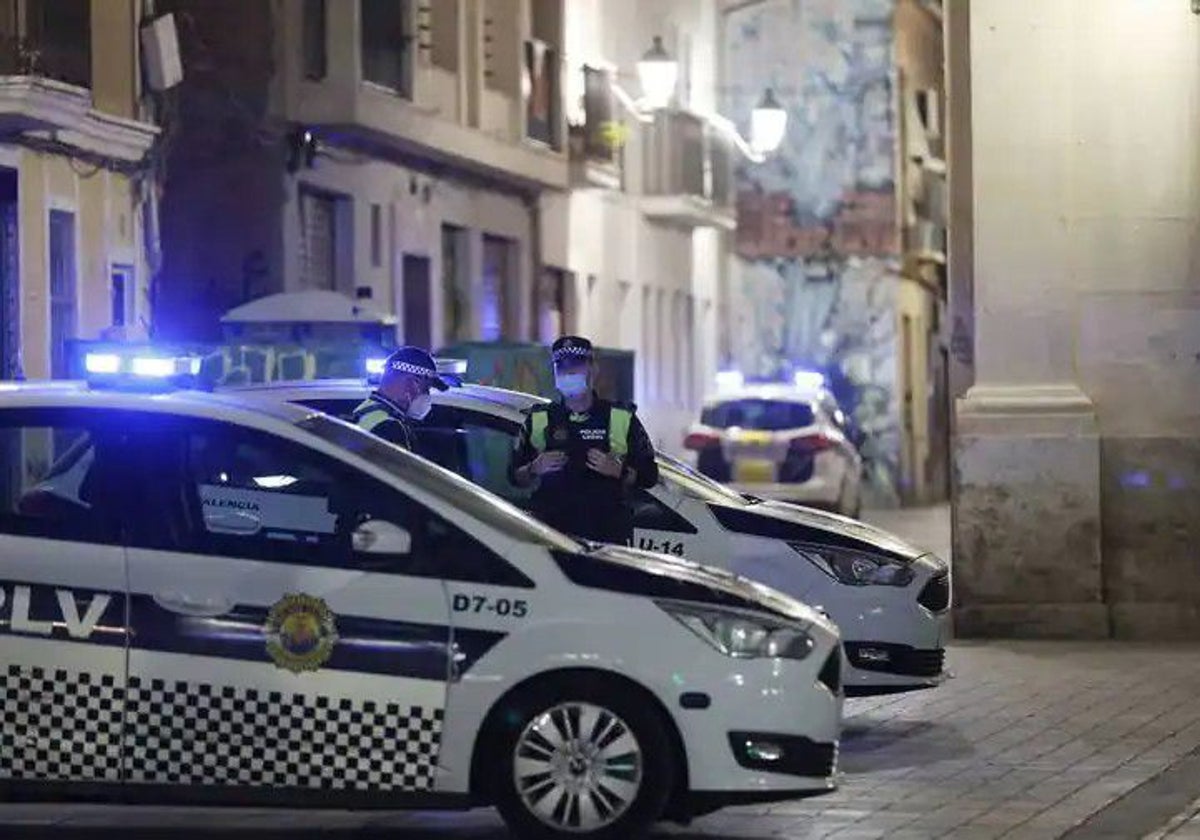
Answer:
[
  {"xmin": 918, "ymin": 570, "xmax": 951, "ymax": 612},
  {"xmin": 844, "ymin": 642, "xmax": 945, "ymax": 678}
]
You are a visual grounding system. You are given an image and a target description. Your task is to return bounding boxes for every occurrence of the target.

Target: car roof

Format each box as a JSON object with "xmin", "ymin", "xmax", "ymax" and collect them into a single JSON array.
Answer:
[
  {"xmin": 0, "ymin": 381, "xmax": 320, "ymax": 429},
  {"xmin": 702, "ymin": 384, "xmax": 829, "ymax": 405},
  {"xmin": 226, "ymin": 379, "xmax": 548, "ymax": 420}
]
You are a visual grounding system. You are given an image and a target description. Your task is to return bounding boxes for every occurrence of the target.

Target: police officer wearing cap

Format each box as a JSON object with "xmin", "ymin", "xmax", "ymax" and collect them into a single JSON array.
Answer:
[
  {"xmin": 509, "ymin": 336, "xmax": 658, "ymax": 544},
  {"xmin": 352, "ymin": 346, "xmax": 448, "ymax": 449}
]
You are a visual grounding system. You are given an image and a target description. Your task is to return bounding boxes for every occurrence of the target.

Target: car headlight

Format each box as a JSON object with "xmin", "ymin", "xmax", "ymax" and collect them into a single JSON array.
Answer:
[
  {"xmin": 789, "ymin": 542, "xmax": 915, "ymax": 587},
  {"xmin": 656, "ymin": 600, "xmax": 815, "ymax": 660}
]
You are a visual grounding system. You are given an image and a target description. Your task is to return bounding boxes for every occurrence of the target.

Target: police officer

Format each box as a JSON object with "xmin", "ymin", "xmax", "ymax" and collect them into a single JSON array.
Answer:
[
  {"xmin": 352, "ymin": 346, "xmax": 448, "ymax": 449},
  {"xmin": 509, "ymin": 336, "xmax": 658, "ymax": 544}
]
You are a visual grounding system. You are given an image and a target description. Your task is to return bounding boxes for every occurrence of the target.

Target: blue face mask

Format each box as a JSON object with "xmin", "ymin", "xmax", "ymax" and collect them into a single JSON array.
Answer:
[{"xmin": 555, "ymin": 372, "xmax": 589, "ymax": 397}]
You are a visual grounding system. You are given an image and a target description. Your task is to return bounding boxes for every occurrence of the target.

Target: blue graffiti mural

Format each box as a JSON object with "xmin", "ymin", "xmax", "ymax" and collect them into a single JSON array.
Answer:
[{"xmin": 723, "ymin": 0, "xmax": 902, "ymax": 502}]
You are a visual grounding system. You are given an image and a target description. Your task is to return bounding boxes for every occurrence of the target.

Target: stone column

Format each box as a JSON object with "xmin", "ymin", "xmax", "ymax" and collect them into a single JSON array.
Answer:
[
  {"xmin": 953, "ymin": 0, "xmax": 1104, "ymax": 638},
  {"xmin": 955, "ymin": 0, "xmax": 1200, "ymax": 639}
]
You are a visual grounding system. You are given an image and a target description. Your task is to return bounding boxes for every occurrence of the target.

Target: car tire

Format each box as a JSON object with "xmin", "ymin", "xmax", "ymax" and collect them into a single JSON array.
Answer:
[{"xmin": 484, "ymin": 675, "xmax": 676, "ymax": 840}]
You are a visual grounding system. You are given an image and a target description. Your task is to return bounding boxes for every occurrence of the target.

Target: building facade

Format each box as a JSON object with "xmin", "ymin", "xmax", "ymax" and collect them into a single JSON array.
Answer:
[
  {"xmin": 950, "ymin": 0, "xmax": 1200, "ymax": 639},
  {"xmin": 156, "ymin": 0, "xmax": 730, "ymax": 453},
  {"xmin": 0, "ymin": 0, "xmax": 158, "ymax": 380},
  {"xmin": 719, "ymin": 0, "xmax": 947, "ymax": 507},
  {"xmin": 543, "ymin": 0, "xmax": 730, "ymax": 450}
]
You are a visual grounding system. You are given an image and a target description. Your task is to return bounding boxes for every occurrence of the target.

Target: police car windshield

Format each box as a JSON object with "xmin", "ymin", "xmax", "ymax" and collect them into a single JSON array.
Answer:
[
  {"xmin": 298, "ymin": 414, "xmax": 584, "ymax": 552},
  {"xmin": 657, "ymin": 453, "xmax": 748, "ymax": 506}
]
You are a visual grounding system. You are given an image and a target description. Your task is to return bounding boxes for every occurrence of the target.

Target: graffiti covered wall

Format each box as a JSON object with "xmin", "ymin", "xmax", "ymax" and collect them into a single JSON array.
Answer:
[{"xmin": 723, "ymin": 0, "xmax": 902, "ymax": 502}]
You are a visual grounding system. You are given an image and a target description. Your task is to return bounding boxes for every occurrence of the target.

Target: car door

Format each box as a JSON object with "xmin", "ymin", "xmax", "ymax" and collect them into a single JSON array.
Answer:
[
  {"xmin": 0, "ymin": 407, "xmax": 130, "ymax": 787},
  {"xmin": 119, "ymin": 414, "xmax": 452, "ymax": 801}
]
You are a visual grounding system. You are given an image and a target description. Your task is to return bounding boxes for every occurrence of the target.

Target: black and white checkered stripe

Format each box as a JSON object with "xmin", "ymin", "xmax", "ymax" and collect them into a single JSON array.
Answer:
[
  {"xmin": 388, "ymin": 360, "xmax": 439, "ymax": 378},
  {"xmin": 552, "ymin": 345, "xmax": 592, "ymax": 361},
  {"xmin": 1, "ymin": 664, "xmax": 443, "ymax": 791},
  {"xmin": 1, "ymin": 664, "xmax": 124, "ymax": 781}
]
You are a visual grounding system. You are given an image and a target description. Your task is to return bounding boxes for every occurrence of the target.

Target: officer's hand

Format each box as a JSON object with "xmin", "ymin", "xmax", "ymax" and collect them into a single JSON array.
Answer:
[
  {"xmin": 531, "ymin": 451, "xmax": 568, "ymax": 476},
  {"xmin": 586, "ymin": 449, "xmax": 624, "ymax": 479}
]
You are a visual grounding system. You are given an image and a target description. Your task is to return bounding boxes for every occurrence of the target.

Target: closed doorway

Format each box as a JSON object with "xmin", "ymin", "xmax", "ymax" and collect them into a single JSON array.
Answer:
[{"xmin": 402, "ymin": 254, "xmax": 432, "ymax": 349}]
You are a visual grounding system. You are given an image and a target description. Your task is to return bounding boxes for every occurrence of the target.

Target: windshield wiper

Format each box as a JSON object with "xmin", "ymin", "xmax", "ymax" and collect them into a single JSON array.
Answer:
[{"xmin": 742, "ymin": 493, "xmax": 765, "ymax": 505}]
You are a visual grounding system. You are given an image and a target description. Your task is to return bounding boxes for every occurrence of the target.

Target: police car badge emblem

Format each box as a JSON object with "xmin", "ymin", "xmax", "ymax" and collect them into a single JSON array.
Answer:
[{"xmin": 265, "ymin": 593, "xmax": 338, "ymax": 673}]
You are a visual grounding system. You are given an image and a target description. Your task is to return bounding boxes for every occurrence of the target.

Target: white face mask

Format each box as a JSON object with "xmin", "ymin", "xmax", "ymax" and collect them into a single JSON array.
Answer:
[
  {"xmin": 406, "ymin": 392, "xmax": 432, "ymax": 420},
  {"xmin": 555, "ymin": 372, "xmax": 589, "ymax": 398}
]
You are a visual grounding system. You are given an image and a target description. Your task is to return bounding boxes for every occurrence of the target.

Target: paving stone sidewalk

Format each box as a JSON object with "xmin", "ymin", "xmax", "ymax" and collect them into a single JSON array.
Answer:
[{"xmin": 4, "ymin": 640, "xmax": 1200, "ymax": 839}]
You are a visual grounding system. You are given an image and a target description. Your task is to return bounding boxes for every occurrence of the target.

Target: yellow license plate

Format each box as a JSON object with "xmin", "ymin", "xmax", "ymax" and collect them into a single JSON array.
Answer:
[
  {"xmin": 735, "ymin": 458, "xmax": 775, "ymax": 483},
  {"xmin": 737, "ymin": 431, "xmax": 773, "ymax": 446}
]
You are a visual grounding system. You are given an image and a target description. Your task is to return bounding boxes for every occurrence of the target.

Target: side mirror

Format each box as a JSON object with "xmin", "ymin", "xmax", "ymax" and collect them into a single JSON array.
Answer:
[{"xmin": 352, "ymin": 519, "xmax": 412, "ymax": 555}]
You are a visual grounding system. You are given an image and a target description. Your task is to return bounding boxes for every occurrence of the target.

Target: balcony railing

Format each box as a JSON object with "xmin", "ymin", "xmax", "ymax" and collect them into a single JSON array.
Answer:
[
  {"xmin": 643, "ymin": 109, "xmax": 731, "ymax": 207},
  {"xmin": 0, "ymin": 31, "xmax": 90, "ymax": 90}
]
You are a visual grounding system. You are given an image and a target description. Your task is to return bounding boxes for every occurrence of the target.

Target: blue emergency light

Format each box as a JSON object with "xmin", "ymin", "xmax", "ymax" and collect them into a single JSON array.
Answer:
[{"xmin": 82, "ymin": 347, "xmax": 203, "ymax": 391}]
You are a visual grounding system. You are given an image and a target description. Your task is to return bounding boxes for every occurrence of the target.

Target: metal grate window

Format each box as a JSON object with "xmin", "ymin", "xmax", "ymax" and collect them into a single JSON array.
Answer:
[{"xmin": 299, "ymin": 188, "xmax": 337, "ymax": 291}]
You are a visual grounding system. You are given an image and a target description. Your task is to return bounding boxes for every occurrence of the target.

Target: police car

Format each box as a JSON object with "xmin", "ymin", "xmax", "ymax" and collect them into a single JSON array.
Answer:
[
  {"xmin": 229, "ymin": 375, "xmax": 950, "ymax": 697},
  {"xmin": 0, "ymin": 355, "xmax": 843, "ymax": 840},
  {"xmin": 684, "ymin": 373, "xmax": 865, "ymax": 516}
]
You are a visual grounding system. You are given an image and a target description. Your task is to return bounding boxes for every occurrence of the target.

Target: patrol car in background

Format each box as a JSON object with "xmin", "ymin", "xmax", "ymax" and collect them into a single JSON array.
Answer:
[
  {"xmin": 0, "ymin": 353, "xmax": 843, "ymax": 840},
  {"xmin": 684, "ymin": 373, "xmax": 865, "ymax": 517},
  {"xmin": 230, "ymin": 375, "xmax": 950, "ymax": 696}
]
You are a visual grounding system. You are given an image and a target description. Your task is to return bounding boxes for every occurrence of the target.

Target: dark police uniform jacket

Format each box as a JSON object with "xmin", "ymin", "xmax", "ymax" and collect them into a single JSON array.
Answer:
[
  {"xmin": 351, "ymin": 392, "xmax": 415, "ymax": 450},
  {"xmin": 508, "ymin": 395, "xmax": 658, "ymax": 544}
]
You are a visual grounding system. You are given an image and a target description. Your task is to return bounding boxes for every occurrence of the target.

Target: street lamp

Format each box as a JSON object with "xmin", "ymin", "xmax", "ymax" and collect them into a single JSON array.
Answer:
[
  {"xmin": 637, "ymin": 35, "xmax": 678, "ymax": 109},
  {"xmin": 750, "ymin": 88, "xmax": 788, "ymax": 154}
]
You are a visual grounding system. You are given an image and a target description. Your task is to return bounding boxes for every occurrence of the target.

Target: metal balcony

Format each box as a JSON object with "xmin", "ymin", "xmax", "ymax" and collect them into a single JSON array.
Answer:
[{"xmin": 641, "ymin": 109, "xmax": 735, "ymax": 230}]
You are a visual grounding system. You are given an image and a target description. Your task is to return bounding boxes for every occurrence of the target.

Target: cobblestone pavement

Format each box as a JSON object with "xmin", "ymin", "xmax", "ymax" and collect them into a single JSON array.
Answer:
[{"xmin": 5, "ymin": 640, "xmax": 1200, "ymax": 839}]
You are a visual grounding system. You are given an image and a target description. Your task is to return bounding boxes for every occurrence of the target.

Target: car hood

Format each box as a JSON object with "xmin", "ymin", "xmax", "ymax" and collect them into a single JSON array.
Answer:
[
  {"xmin": 708, "ymin": 499, "xmax": 925, "ymax": 561},
  {"xmin": 552, "ymin": 543, "xmax": 836, "ymax": 634}
]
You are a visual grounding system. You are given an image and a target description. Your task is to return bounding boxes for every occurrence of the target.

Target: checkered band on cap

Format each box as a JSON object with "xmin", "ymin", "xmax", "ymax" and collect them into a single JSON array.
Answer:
[
  {"xmin": 552, "ymin": 344, "xmax": 593, "ymax": 362},
  {"xmin": 388, "ymin": 359, "xmax": 438, "ymax": 378}
]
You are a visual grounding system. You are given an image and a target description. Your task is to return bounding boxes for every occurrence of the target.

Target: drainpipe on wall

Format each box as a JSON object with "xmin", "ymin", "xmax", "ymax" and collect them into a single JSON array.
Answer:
[{"xmin": 138, "ymin": 0, "xmax": 167, "ymax": 340}]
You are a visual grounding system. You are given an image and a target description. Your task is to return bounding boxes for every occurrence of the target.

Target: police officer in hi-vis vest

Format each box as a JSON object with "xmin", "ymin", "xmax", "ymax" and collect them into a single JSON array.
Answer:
[
  {"xmin": 509, "ymin": 336, "xmax": 659, "ymax": 544},
  {"xmin": 352, "ymin": 346, "xmax": 448, "ymax": 449}
]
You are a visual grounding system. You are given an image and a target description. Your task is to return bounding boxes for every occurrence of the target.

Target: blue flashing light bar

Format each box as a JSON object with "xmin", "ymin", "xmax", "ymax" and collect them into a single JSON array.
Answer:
[
  {"xmin": 84, "ymin": 353, "xmax": 121, "ymax": 375},
  {"xmin": 715, "ymin": 370, "xmax": 744, "ymax": 392},
  {"xmin": 364, "ymin": 357, "xmax": 387, "ymax": 377},
  {"xmin": 83, "ymin": 348, "xmax": 203, "ymax": 390},
  {"xmin": 793, "ymin": 370, "xmax": 826, "ymax": 389}
]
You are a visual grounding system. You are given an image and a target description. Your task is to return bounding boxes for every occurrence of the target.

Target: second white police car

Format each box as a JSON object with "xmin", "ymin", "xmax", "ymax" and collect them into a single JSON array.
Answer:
[
  {"xmin": 229, "ymin": 373, "xmax": 951, "ymax": 697},
  {"xmin": 0, "ymin": 357, "xmax": 842, "ymax": 840}
]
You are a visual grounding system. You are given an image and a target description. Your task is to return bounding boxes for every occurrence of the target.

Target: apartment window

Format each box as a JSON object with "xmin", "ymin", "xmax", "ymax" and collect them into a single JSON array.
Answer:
[
  {"xmin": 299, "ymin": 187, "xmax": 340, "ymax": 291},
  {"xmin": 48, "ymin": 209, "xmax": 76, "ymax": 380},
  {"xmin": 18, "ymin": 0, "xmax": 91, "ymax": 89},
  {"xmin": 481, "ymin": 235, "xmax": 514, "ymax": 341},
  {"xmin": 640, "ymin": 286, "xmax": 653, "ymax": 399},
  {"xmin": 370, "ymin": 203, "xmax": 382, "ymax": 268},
  {"xmin": 111, "ymin": 264, "xmax": 134, "ymax": 327},
  {"xmin": 655, "ymin": 289, "xmax": 666, "ymax": 403},
  {"xmin": 430, "ymin": 0, "xmax": 459, "ymax": 73},
  {"xmin": 536, "ymin": 267, "xmax": 570, "ymax": 344},
  {"xmin": 0, "ymin": 168, "xmax": 17, "ymax": 380},
  {"xmin": 441, "ymin": 225, "xmax": 469, "ymax": 343},
  {"xmin": 302, "ymin": 0, "xmax": 327, "ymax": 80},
  {"xmin": 361, "ymin": 0, "xmax": 412, "ymax": 97}
]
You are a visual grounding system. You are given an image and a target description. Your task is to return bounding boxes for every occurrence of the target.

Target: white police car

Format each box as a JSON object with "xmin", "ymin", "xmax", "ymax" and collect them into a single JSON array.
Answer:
[
  {"xmin": 0, "ymin": 358, "xmax": 843, "ymax": 840},
  {"xmin": 229, "ymin": 377, "xmax": 950, "ymax": 697}
]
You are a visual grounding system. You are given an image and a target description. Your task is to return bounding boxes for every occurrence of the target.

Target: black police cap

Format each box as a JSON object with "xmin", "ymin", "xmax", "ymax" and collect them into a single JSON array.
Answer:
[{"xmin": 551, "ymin": 335, "xmax": 594, "ymax": 363}]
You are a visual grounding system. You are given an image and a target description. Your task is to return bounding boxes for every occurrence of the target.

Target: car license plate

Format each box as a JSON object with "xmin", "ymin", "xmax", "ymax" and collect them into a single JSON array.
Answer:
[
  {"xmin": 737, "ymin": 431, "xmax": 773, "ymax": 446},
  {"xmin": 735, "ymin": 458, "xmax": 775, "ymax": 483}
]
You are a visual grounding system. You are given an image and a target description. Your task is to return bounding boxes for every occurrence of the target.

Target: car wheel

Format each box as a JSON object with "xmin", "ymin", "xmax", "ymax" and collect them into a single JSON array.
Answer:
[{"xmin": 486, "ymin": 676, "xmax": 676, "ymax": 840}]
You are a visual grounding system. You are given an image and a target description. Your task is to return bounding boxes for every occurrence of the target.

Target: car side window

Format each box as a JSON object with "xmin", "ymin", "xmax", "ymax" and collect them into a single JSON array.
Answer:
[
  {"xmin": 0, "ymin": 408, "xmax": 128, "ymax": 545},
  {"xmin": 628, "ymin": 488, "xmax": 698, "ymax": 534},
  {"xmin": 127, "ymin": 417, "xmax": 532, "ymax": 586}
]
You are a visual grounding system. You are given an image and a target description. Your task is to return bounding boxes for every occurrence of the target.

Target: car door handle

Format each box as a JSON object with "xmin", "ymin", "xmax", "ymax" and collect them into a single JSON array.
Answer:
[{"xmin": 153, "ymin": 591, "xmax": 234, "ymax": 618}]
